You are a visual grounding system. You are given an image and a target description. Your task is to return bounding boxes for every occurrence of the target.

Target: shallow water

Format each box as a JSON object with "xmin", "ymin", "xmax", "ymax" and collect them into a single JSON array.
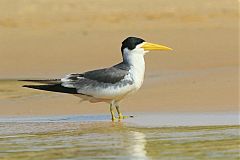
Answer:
[{"xmin": 0, "ymin": 114, "xmax": 239, "ymax": 160}]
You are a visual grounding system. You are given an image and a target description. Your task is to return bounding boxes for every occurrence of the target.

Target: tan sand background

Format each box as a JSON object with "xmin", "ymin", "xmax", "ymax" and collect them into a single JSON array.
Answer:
[{"xmin": 0, "ymin": 0, "xmax": 239, "ymax": 115}]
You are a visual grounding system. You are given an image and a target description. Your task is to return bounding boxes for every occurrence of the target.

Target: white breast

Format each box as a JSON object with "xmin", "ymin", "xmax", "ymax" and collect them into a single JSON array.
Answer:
[
  {"xmin": 129, "ymin": 66, "xmax": 145, "ymax": 90},
  {"xmin": 126, "ymin": 53, "xmax": 146, "ymax": 92}
]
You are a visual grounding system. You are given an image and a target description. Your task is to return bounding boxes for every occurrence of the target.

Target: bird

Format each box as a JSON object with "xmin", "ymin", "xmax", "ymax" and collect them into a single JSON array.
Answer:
[{"xmin": 22, "ymin": 37, "xmax": 172, "ymax": 121}]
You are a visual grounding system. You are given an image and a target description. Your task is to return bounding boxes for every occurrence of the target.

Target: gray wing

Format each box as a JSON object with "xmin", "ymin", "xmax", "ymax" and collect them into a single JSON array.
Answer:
[
  {"xmin": 62, "ymin": 63, "xmax": 131, "ymax": 84},
  {"xmin": 22, "ymin": 63, "xmax": 132, "ymax": 98}
]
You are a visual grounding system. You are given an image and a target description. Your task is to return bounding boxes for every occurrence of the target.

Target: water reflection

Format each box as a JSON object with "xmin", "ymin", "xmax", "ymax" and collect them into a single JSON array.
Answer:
[
  {"xmin": 128, "ymin": 131, "xmax": 147, "ymax": 160},
  {"xmin": 0, "ymin": 117, "xmax": 239, "ymax": 160}
]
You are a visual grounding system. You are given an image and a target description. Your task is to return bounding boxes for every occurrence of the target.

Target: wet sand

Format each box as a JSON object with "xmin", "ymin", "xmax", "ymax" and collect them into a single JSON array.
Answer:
[
  {"xmin": 0, "ymin": 113, "xmax": 238, "ymax": 127},
  {"xmin": 0, "ymin": 68, "xmax": 238, "ymax": 115}
]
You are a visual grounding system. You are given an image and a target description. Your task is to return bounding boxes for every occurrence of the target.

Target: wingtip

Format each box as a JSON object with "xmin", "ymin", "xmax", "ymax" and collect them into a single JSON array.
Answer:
[
  {"xmin": 22, "ymin": 84, "xmax": 78, "ymax": 94},
  {"xmin": 22, "ymin": 85, "xmax": 40, "ymax": 89},
  {"xmin": 22, "ymin": 85, "xmax": 31, "ymax": 87},
  {"xmin": 19, "ymin": 79, "xmax": 61, "ymax": 84}
]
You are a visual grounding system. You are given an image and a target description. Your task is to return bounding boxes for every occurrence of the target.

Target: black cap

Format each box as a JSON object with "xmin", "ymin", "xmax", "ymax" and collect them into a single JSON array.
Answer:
[{"xmin": 121, "ymin": 37, "xmax": 145, "ymax": 52}]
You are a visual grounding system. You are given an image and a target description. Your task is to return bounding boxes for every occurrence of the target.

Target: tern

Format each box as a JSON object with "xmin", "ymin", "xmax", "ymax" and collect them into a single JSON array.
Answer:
[{"xmin": 22, "ymin": 37, "xmax": 172, "ymax": 121}]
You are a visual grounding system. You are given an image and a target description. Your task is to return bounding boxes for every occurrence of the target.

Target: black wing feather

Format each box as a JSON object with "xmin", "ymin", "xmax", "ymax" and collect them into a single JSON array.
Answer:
[
  {"xmin": 22, "ymin": 62, "xmax": 132, "ymax": 94},
  {"xmin": 19, "ymin": 79, "xmax": 61, "ymax": 85},
  {"xmin": 23, "ymin": 84, "xmax": 77, "ymax": 94}
]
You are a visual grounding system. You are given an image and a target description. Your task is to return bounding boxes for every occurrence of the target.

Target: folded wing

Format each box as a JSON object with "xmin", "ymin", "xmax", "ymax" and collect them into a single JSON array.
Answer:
[{"xmin": 22, "ymin": 63, "xmax": 132, "ymax": 97}]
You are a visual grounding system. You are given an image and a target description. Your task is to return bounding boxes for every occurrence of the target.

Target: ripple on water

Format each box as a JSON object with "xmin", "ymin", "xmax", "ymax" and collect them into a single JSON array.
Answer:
[{"xmin": 0, "ymin": 114, "xmax": 239, "ymax": 160}]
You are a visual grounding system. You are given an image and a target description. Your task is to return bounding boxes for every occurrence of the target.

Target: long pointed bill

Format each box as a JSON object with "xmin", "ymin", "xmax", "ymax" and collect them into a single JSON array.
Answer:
[{"xmin": 141, "ymin": 42, "xmax": 172, "ymax": 51}]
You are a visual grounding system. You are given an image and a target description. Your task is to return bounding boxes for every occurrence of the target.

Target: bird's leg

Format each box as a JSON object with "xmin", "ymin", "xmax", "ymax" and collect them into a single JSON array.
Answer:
[
  {"xmin": 115, "ymin": 104, "xmax": 128, "ymax": 120},
  {"xmin": 110, "ymin": 103, "xmax": 116, "ymax": 121},
  {"xmin": 115, "ymin": 104, "xmax": 134, "ymax": 119},
  {"xmin": 115, "ymin": 104, "xmax": 123, "ymax": 119}
]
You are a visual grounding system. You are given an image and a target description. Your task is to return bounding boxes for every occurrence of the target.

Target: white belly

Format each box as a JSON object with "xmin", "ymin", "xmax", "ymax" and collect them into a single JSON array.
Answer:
[{"xmin": 76, "ymin": 67, "xmax": 145, "ymax": 102}]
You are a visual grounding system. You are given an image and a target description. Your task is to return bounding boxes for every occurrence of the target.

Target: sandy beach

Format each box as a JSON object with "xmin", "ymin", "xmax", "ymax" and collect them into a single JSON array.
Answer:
[
  {"xmin": 0, "ymin": 0, "xmax": 238, "ymax": 115},
  {"xmin": 0, "ymin": 1, "xmax": 239, "ymax": 160}
]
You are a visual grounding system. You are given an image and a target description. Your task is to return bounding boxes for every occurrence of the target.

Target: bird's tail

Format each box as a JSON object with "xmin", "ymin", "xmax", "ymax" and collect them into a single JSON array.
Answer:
[
  {"xmin": 19, "ymin": 79, "xmax": 61, "ymax": 85},
  {"xmin": 22, "ymin": 84, "xmax": 77, "ymax": 94},
  {"xmin": 20, "ymin": 79, "xmax": 77, "ymax": 94}
]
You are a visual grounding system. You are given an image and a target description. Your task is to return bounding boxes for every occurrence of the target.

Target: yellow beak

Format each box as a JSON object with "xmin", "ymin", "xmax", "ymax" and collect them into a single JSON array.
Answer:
[{"xmin": 141, "ymin": 42, "xmax": 172, "ymax": 51}]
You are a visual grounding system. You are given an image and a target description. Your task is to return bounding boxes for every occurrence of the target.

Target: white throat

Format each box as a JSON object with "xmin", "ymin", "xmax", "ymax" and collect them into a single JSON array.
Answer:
[{"xmin": 122, "ymin": 47, "xmax": 147, "ymax": 89}]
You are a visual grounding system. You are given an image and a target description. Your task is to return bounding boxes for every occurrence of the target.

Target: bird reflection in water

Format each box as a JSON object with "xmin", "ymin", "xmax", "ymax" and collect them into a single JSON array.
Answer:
[{"xmin": 128, "ymin": 131, "xmax": 148, "ymax": 160}]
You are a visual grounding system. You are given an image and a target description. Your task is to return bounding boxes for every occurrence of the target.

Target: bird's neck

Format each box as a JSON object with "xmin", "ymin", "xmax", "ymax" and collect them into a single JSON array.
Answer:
[
  {"xmin": 123, "ymin": 54, "xmax": 145, "ymax": 69},
  {"xmin": 123, "ymin": 54, "xmax": 145, "ymax": 89}
]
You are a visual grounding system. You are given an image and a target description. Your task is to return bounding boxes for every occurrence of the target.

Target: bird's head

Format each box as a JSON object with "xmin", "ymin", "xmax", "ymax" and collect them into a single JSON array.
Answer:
[{"xmin": 121, "ymin": 37, "xmax": 172, "ymax": 57}]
